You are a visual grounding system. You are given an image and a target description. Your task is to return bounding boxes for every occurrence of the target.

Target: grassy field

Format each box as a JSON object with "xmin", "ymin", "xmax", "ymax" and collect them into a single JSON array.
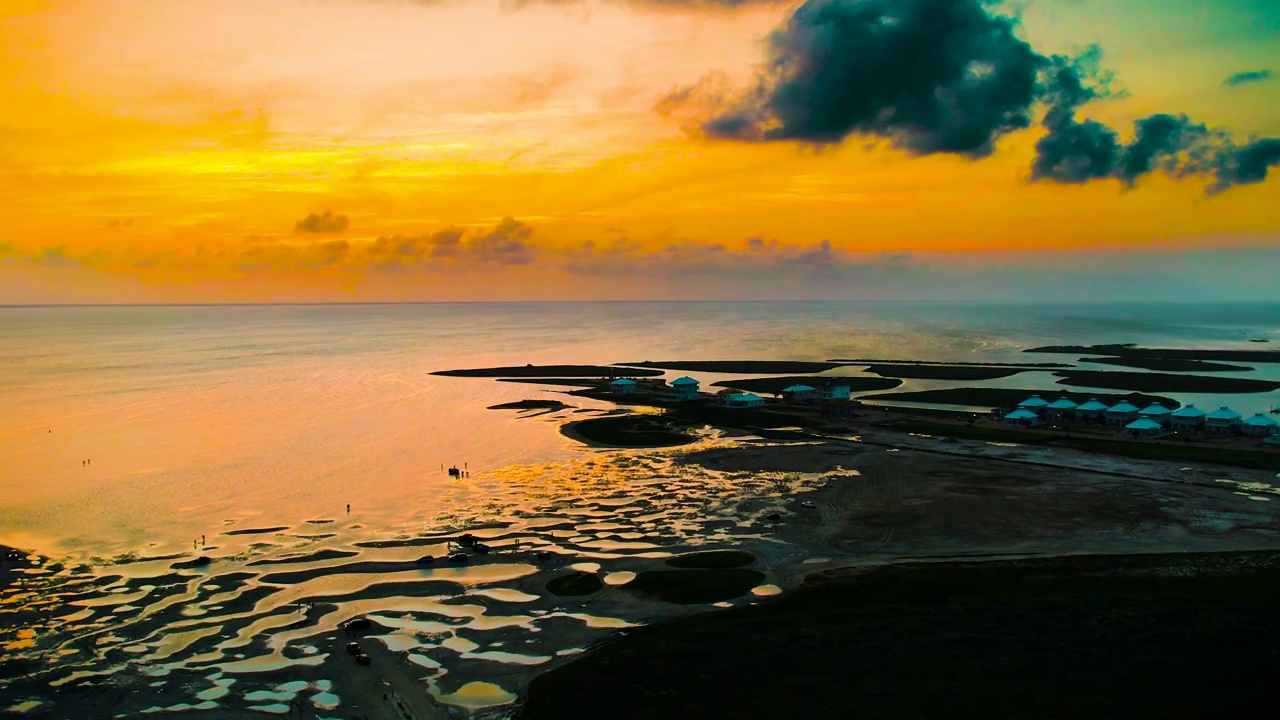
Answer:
[
  {"xmin": 710, "ymin": 376, "xmax": 901, "ymax": 394},
  {"xmin": 518, "ymin": 551, "xmax": 1280, "ymax": 720}
]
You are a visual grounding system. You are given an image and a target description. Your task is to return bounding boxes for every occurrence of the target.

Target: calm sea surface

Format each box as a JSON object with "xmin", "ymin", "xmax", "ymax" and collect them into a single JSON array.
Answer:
[
  {"xmin": 2, "ymin": 301, "xmax": 1280, "ymax": 715},
  {"xmin": 3, "ymin": 301, "xmax": 1279, "ymax": 558}
]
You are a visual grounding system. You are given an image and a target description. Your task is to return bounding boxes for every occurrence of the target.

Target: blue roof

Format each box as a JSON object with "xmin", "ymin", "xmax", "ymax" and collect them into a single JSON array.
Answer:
[
  {"xmin": 1005, "ymin": 409, "xmax": 1038, "ymax": 420},
  {"xmin": 1018, "ymin": 395, "xmax": 1050, "ymax": 407},
  {"xmin": 1244, "ymin": 413, "xmax": 1278, "ymax": 427},
  {"xmin": 670, "ymin": 376, "xmax": 699, "ymax": 385},
  {"xmin": 1107, "ymin": 401, "xmax": 1140, "ymax": 413},
  {"xmin": 1076, "ymin": 399, "xmax": 1109, "ymax": 412},
  {"xmin": 1171, "ymin": 404, "xmax": 1206, "ymax": 418},
  {"xmin": 782, "ymin": 385, "xmax": 815, "ymax": 392},
  {"xmin": 1046, "ymin": 397, "xmax": 1078, "ymax": 409},
  {"xmin": 610, "ymin": 378, "xmax": 637, "ymax": 385},
  {"xmin": 1207, "ymin": 406, "xmax": 1242, "ymax": 421},
  {"xmin": 1139, "ymin": 403, "xmax": 1171, "ymax": 415},
  {"xmin": 1126, "ymin": 418, "xmax": 1163, "ymax": 430}
]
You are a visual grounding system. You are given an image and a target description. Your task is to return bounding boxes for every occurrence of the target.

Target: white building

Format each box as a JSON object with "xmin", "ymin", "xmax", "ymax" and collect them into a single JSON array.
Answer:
[
  {"xmin": 1138, "ymin": 403, "xmax": 1173, "ymax": 425},
  {"xmin": 1004, "ymin": 409, "xmax": 1040, "ymax": 427},
  {"xmin": 1105, "ymin": 401, "xmax": 1141, "ymax": 426},
  {"xmin": 1169, "ymin": 404, "xmax": 1207, "ymax": 432},
  {"xmin": 815, "ymin": 381, "xmax": 851, "ymax": 401},
  {"xmin": 723, "ymin": 392, "xmax": 765, "ymax": 408},
  {"xmin": 1018, "ymin": 395, "xmax": 1050, "ymax": 410},
  {"xmin": 1205, "ymin": 406, "xmax": 1243, "ymax": 435},
  {"xmin": 1044, "ymin": 397, "xmax": 1078, "ymax": 419},
  {"xmin": 781, "ymin": 384, "xmax": 815, "ymax": 403},
  {"xmin": 1075, "ymin": 398, "xmax": 1110, "ymax": 421},
  {"xmin": 1125, "ymin": 418, "xmax": 1166, "ymax": 438},
  {"xmin": 1242, "ymin": 413, "xmax": 1278, "ymax": 438},
  {"xmin": 669, "ymin": 376, "xmax": 700, "ymax": 401},
  {"xmin": 609, "ymin": 378, "xmax": 637, "ymax": 395}
]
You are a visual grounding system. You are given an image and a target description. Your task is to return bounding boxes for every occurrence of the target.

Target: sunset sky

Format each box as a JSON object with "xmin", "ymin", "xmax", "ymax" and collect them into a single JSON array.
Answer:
[{"xmin": 2, "ymin": 0, "xmax": 1278, "ymax": 302}]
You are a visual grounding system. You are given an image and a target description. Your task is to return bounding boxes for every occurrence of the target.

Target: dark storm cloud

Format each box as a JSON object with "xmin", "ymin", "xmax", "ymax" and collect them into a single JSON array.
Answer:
[
  {"xmin": 676, "ymin": 0, "xmax": 1280, "ymax": 193},
  {"xmin": 698, "ymin": 0, "xmax": 1045, "ymax": 156},
  {"xmin": 1223, "ymin": 69, "xmax": 1273, "ymax": 88},
  {"xmin": 293, "ymin": 211, "xmax": 350, "ymax": 233}
]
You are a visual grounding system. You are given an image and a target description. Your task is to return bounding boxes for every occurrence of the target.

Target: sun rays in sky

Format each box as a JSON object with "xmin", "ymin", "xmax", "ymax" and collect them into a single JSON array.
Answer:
[{"xmin": 2, "ymin": 0, "xmax": 1278, "ymax": 302}]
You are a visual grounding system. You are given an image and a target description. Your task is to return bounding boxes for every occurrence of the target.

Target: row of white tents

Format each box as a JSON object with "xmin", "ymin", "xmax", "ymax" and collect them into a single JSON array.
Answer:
[{"xmin": 1005, "ymin": 395, "xmax": 1279, "ymax": 438}]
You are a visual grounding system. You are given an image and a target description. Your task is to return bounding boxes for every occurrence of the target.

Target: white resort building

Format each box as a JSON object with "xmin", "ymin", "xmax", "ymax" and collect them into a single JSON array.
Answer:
[
  {"xmin": 669, "ymin": 376, "xmax": 701, "ymax": 401},
  {"xmin": 609, "ymin": 378, "xmax": 638, "ymax": 395},
  {"xmin": 722, "ymin": 392, "xmax": 765, "ymax": 408},
  {"xmin": 1205, "ymin": 406, "xmax": 1243, "ymax": 435},
  {"xmin": 1105, "ymin": 401, "xmax": 1141, "ymax": 426},
  {"xmin": 1138, "ymin": 403, "xmax": 1173, "ymax": 425},
  {"xmin": 1044, "ymin": 397, "xmax": 1078, "ymax": 419},
  {"xmin": 816, "ymin": 381, "xmax": 852, "ymax": 401},
  {"xmin": 1074, "ymin": 398, "xmax": 1110, "ymax": 421},
  {"xmin": 1170, "ymin": 405, "xmax": 1207, "ymax": 432},
  {"xmin": 1242, "ymin": 413, "xmax": 1279, "ymax": 438}
]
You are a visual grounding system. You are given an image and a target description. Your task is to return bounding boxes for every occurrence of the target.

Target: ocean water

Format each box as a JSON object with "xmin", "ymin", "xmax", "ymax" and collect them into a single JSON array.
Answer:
[
  {"xmin": 3, "ymin": 300, "xmax": 1279, "ymax": 556},
  {"xmin": 2, "ymin": 301, "xmax": 1279, "ymax": 715}
]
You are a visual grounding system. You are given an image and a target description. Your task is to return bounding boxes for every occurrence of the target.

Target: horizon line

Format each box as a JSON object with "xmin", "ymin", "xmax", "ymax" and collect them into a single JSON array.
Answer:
[{"xmin": 4, "ymin": 299, "xmax": 1280, "ymax": 309}]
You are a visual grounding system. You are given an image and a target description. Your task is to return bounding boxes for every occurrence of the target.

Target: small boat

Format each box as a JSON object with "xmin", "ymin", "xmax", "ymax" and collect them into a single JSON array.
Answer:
[{"xmin": 1248, "ymin": 338, "xmax": 1269, "ymax": 343}]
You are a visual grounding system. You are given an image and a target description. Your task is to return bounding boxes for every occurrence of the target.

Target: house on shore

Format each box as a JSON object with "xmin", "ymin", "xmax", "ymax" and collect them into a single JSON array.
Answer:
[
  {"xmin": 1205, "ymin": 406, "xmax": 1243, "ymax": 435},
  {"xmin": 1125, "ymin": 418, "xmax": 1167, "ymax": 438},
  {"xmin": 1004, "ymin": 409, "xmax": 1040, "ymax": 427},
  {"xmin": 1170, "ymin": 404, "xmax": 1207, "ymax": 432},
  {"xmin": 1243, "ymin": 413, "xmax": 1278, "ymax": 438},
  {"xmin": 1018, "ymin": 395, "xmax": 1050, "ymax": 411},
  {"xmin": 1074, "ymin": 398, "xmax": 1109, "ymax": 422},
  {"xmin": 609, "ymin": 378, "xmax": 638, "ymax": 395},
  {"xmin": 1044, "ymin": 397, "xmax": 1078, "ymax": 420},
  {"xmin": 816, "ymin": 381, "xmax": 851, "ymax": 402},
  {"xmin": 781, "ymin": 384, "xmax": 815, "ymax": 403},
  {"xmin": 1105, "ymin": 401, "xmax": 1141, "ymax": 426},
  {"xmin": 1139, "ymin": 403, "xmax": 1173, "ymax": 426},
  {"xmin": 722, "ymin": 392, "xmax": 765, "ymax": 408},
  {"xmin": 669, "ymin": 376, "xmax": 701, "ymax": 401}
]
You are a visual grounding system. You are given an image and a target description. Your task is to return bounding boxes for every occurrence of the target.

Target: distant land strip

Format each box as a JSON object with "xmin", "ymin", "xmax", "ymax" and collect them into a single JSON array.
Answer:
[
  {"xmin": 863, "ymin": 364, "xmax": 1034, "ymax": 381},
  {"xmin": 615, "ymin": 360, "xmax": 847, "ymax": 374},
  {"xmin": 432, "ymin": 365, "xmax": 663, "ymax": 378},
  {"xmin": 830, "ymin": 358, "xmax": 1072, "ymax": 368},
  {"xmin": 1026, "ymin": 344, "xmax": 1280, "ymax": 363},
  {"xmin": 1052, "ymin": 370, "xmax": 1280, "ymax": 394},
  {"xmin": 858, "ymin": 388, "xmax": 1177, "ymax": 409},
  {"xmin": 1079, "ymin": 357, "xmax": 1255, "ymax": 372},
  {"xmin": 711, "ymin": 376, "xmax": 902, "ymax": 394}
]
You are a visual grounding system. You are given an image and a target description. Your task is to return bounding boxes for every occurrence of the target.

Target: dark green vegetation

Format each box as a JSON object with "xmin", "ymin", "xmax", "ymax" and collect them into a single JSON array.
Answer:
[
  {"xmin": 710, "ymin": 376, "xmax": 901, "ymax": 394},
  {"xmin": 1080, "ymin": 356, "xmax": 1254, "ymax": 372},
  {"xmin": 1027, "ymin": 343, "xmax": 1280, "ymax": 363},
  {"xmin": 546, "ymin": 572, "xmax": 603, "ymax": 597},
  {"xmin": 622, "ymin": 569, "xmax": 766, "ymax": 604},
  {"xmin": 1053, "ymin": 370, "xmax": 1280, "ymax": 393},
  {"xmin": 858, "ymin": 387, "xmax": 1176, "ymax": 409},
  {"xmin": 665, "ymin": 550, "xmax": 755, "ymax": 569},
  {"xmin": 864, "ymin": 364, "xmax": 1033, "ymax": 380},
  {"xmin": 432, "ymin": 365, "xmax": 663, "ymax": 378},
  {"xmin": 888, "ymin": 420, "xmax": 1280, "ymax": 471},
  {"xmin": 830, "ymin": 358, "xmax": 1071, "ymax": 368},
  {"xmin": 519, "ymin": 552, "xmax": 1280, "ymax": 720},
  {"xmin": 495, "ymin": 378, "xmax": 599, "ymax": 387},
  {"xmin": 616, "ymin": 360, "xmax": 846, "ymax": 374},
  {"xmin": 487, "ymin": 399, "xmax": 567, "ymax": 410},
  {"xmin": 565, "ymin": 415, "xmax": 696, "ymax": 447}
]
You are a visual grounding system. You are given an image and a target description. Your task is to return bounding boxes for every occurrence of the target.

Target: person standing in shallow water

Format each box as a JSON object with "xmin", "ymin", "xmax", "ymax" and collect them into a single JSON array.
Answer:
[{"xmin": 346, "ymin": 504, "xmax": 350, "ymax": 513}]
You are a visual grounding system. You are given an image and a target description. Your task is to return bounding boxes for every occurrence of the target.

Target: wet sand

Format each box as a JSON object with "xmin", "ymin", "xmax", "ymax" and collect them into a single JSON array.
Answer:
[{"xmin": 5, "ymin": 425, "xmax": 1280, "ymax": 717}]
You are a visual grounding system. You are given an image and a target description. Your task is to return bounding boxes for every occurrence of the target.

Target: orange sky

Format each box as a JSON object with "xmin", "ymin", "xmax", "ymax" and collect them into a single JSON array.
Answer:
[{"xmin": 2, "ymin": 0, "xmax": 1278, "ymax": 302}]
